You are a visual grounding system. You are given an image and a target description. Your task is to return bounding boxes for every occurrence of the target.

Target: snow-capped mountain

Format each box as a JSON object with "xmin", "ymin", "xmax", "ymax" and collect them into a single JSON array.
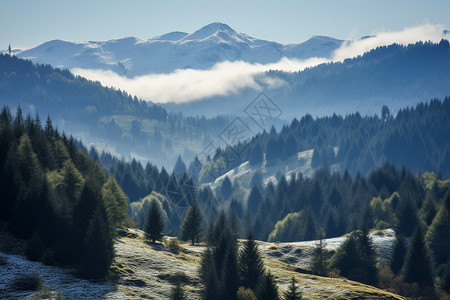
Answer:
[{"xmin": 15, "ymin": 22, "xmax": 343, "ymax": 76}]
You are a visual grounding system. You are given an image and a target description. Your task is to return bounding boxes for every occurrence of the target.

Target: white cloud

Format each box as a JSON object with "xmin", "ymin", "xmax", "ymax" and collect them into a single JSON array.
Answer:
[
  {"xmin": 72, "ymin": 24, "xmax": 449, "ymax": 104},
  {"xmin": 72, "ymin": 57, "xmax": 327, "ymax": 104},
  {"xmin": 332, "ymin": 23, "xmax": 448, "ymax": 61}
]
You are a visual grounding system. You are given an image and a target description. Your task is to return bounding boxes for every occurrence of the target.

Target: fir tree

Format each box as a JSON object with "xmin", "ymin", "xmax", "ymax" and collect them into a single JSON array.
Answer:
[
  {"xmin": 256, "ymin": 272, "xmax": 280, "ymax": 300},
  {"xmin": 180, "ymin": 201, "xmax": 203, "ymax": 246},
  {"xmin": 144, "ymin": 200, "xmax": 165, "ymax": 243},
  {"xmin": 310, "ymin": 234, "xmax": 328, "ymax": 276},
  {"xmin": 390, "ymin": 234, "xmax": 407, "ymax": 275},
  {"xmin": 403, "ymin": 225, "xmax": 433, "ymax": 287},
  {"xmin": 283, "ymin": 276, "xmax": 302, "ymax": 300},
  {"xmin": 330, "ymin": 233, "xmax": 362, "ymax": 280},
  {"xmin": 80, "ymin": 207, "xmax": 114, "ymax": 278},
  {"xmin": 199, "ymin": 248, "xmax": 219, "ymax": 300},
  {"xmin": 356, "ymin": 226, "xmax": 378, "ymax": 285},
  {"xmin": 220, "ymin": 245, "xmax": 240, "ymax": 300},
  {"xmin": 239, "ymin": 232, "xmax": 265, "ymax": 290}
]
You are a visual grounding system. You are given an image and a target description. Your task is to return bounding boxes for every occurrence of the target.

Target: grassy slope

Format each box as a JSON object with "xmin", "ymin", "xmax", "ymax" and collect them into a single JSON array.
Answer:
[{"xmin": 0, "ymin": 226, "xmax": 405, "ymax": 299}]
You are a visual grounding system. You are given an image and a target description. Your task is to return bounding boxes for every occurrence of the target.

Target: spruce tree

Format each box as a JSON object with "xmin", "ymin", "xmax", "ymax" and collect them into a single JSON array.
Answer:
[
  {"xmin": 199, "ymin": 248, "xmax": 219, "ymax": 300},
  {"xmin": 283, "ymin": 276, "xmax": 302, "ymax": 300},
  {"xmin": 220, "ymin": 245, "xmax": 240, "ymax": 300},
  {"xmin": 144, "ymin": 200, "xmax": 164, "ymax": 243},
  {"xmin": 330, "ymin": 234, "xmax": 362, "ymax": 280},
  {"xmin": 390, "ymin": 234, "xmax": 407, "ymax": 275},
  {"xmin": 239, "ymin": 232, "xmax": 265, "ymax": 290},
  {"xmin": 356, "ymin": 226, "xmax": 378, "ymax": 285},
  {"xmin": 310, "ymin": 235, "xmax": 328, "ymax": 276},
  {"xmin": 81, "ymin": 207, "xmax": 114, "ymax": 278},
  {"xmin": 180, "ymin": 201, "xmax": 203, "ymax": 246},
  {"xmin": 403, "ymin": 225, "xmax": 433, "ymax": 287},
  {"xmin": 256, "ymin": 272, "xmax": 280, "ymax": 300}
]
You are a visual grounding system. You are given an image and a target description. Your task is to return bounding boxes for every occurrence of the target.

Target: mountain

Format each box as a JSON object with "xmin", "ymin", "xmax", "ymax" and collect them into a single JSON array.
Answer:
[
  {"xmin": 14, "ymin": 22, "xmax": 343, "ymax": 76},
  {"xmin": 0, "ymin": 54, "xmax": 230, "ymax": 168},
  {"xmin": 163, "ymin": 40, "xmax": 450, "ymax": 118}
]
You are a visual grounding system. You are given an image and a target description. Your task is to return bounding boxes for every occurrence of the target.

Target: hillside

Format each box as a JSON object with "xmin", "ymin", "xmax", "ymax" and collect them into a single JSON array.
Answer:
[
  {"xmin": 0, "ymin": 227, "xmax": 405, "ymax": 300},
  {"xmin": 0, "ymin": 54, "xmax": 230, "ymax": 168}
]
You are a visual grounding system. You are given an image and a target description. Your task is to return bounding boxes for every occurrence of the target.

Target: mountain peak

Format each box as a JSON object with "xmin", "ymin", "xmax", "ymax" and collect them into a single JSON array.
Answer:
[{"xmin": 183, "ymin": 22, "xmax": 237, "ymax": 41}]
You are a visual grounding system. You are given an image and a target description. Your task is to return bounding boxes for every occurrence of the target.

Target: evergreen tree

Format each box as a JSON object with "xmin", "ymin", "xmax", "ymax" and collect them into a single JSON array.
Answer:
[
  {"xmin": 310, "ymin": 234, "xmax": 328, "ymax": 276},
  {"xmin": 256, "ymin": 272, "xmax": 280, "ymax": 300},
  {"xmin": 199, "ymin": 248, "xmax": 219, "ymax": 300},
  {"xmin": 102, "ymin": 176, "xmax": 128, "ymax": 227},
  {"xmin": 247, "ymin": 186, "xmax": 263, "ymax": 214},
  {"xmin": 283, "ymin": 276, "xmax": 302, "ymax": 300},
  {"xmin": 403, "ymin": 225, "xmax": 433, "ymax": 287},
  {"xmin": 249, "ymin": 143, "xmax": 264, "ymax": 166},
  {"xmin": 221, "ymin": 176, "xmax": 232, "ymax": 199},
  {"xmin": 390, "ymin": 234, "xmax": 407, "ymax": 275},
  {"xmin": 425, "ymin": 193, "xmax": 450, "ymax": 269},
  {"xmin": 397, "ymin": 195, "xmax": 418, "ymax": 237},
  {"xmin": 173, "ymin": 155, "xmax": 187, "ymax": 177},
  {"xmin": 80, "ymin": 207, "xmax": 114, "ymax": 278},
  {"xmin": 330, "ymin": 234, "xmax": 362, "ymax": 280},
  {"xmin": 356, "ymin": 226, "xmax": 378, "ymax": 285},
  {"xmin": 180, "ymin": 201, "xmax": 203, "ymax": 245},
  {"xmin": 239, "ymin": 232, "xmax": 265, "ymax": 290},
  {"xmin": 144, "ymin": 200, "xmax": 165, "ymax": 243},
  {"xmin": 220, "ymin": 244, "xmax": 240, "ymax": 300}
]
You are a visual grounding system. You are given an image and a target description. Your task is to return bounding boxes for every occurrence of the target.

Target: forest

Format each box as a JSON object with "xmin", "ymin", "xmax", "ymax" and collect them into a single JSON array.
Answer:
[
  {"xmin": 197, "ymin": 97, "xmax": 450, "ymax": 182},
  {"xmin": 0, "ymin": 106, "xmax": 127, "ymax": 278}
]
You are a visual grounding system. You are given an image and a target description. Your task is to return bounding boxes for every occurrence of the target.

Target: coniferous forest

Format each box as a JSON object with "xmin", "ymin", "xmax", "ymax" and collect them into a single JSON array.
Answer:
[{"xmin": 1, "ymin": 15, "xmax": 450, "ymax": 299}]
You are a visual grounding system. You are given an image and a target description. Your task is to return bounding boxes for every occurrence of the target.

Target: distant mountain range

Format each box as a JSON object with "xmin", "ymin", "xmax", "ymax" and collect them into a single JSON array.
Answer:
[
  {"xmin": 14, "ymin": 22, "xmax": 343, "ymax": 76},
  {"xmin": 163, "ymin": 40, "xmax": 450, "ymax": 118}
]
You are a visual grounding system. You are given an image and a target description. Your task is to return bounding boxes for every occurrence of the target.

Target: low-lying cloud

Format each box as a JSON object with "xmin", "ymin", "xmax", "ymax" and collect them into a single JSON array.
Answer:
[
  {"xmin": 332, "ymin": 23, "xmax": 448, "ymax": 61},
  {"xmin": 72, "ymin": 24, "xmax": 449, "ymax": 104},
  {"xmin": 72, "ymin": 57, "xmax": 327, "ymax": 104}
]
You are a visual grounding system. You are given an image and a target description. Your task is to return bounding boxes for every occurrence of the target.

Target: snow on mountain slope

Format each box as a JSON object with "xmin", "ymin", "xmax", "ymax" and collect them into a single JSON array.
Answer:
[{"xmin": 16, "ymin": 22, "xmax": 343, "ymax": 76}]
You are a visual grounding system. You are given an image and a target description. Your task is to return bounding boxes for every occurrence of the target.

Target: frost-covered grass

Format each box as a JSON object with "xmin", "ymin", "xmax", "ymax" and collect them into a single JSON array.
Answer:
[{"xmin": 0, "ymin": 228, "xmax": 402, "ymax": 299}]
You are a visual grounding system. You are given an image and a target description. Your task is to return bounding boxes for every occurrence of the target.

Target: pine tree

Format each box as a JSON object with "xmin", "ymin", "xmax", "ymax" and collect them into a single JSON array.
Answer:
[
  {"xmin": 170, "ymin": 280, "xmax": 187, "ymax": 300},
  {"xmin": 356, "ymin": 226, "xmax": 378, "ymax": 285},
  {"xmin": 199, "ymin": 248, "xmax": 219, "ymax": 300},
  {"xmin": 221, "ymin": 176, "xmax": 232, "ymax": 199},
  {"xmin": 81, "ymin": 207, "xmax": 114, "ymax": 278},
  {"xmin": 256, "ymin": 272, "xmax": 280, "ymax": 300},
  {"xmin": 239, "ymin": 232, "xmax": 265, "ymax": 290},
  {"xmin": 144, "ymin": 200, "xmax": 164, "ymax": 243},
  {"xmin": 283, "ymin": 276, "xmax": 302, "ymax": 300},
  {"xmin": 102, "ymin": 176, "xmax": 128, "ymax": 227},
  {"xmin": 310, "ymin": 235, "xmax": 328, "ymax": 276},
  {"xmin": 330, "ymin": 233, "xmax": 362, "ymax": 280},
  {"xmin": 390, "ymin": 234, "xmax": 406, "ymax": 275},
  {"xmin": 403, "ymin": 225, "xmax": 433, "ymax": 287},
  {"xmin": 180, "ymin": 201, "xmax": 203, "ymax": 246},
  {"xmin": 220, "ymin": 245, "xmax": 240, "ymax": 300}
]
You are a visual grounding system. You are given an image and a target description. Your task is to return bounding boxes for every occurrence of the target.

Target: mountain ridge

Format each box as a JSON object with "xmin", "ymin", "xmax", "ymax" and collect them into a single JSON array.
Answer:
[{"xmin": 14, "ymin": 22, "xmax": 344, "ymax": 76}]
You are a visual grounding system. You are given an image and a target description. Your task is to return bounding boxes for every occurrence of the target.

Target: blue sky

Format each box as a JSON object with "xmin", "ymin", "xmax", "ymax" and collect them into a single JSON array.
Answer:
[{"xmin": 1, "ymin": 0, "xmax": 449, "ymax": 49}]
